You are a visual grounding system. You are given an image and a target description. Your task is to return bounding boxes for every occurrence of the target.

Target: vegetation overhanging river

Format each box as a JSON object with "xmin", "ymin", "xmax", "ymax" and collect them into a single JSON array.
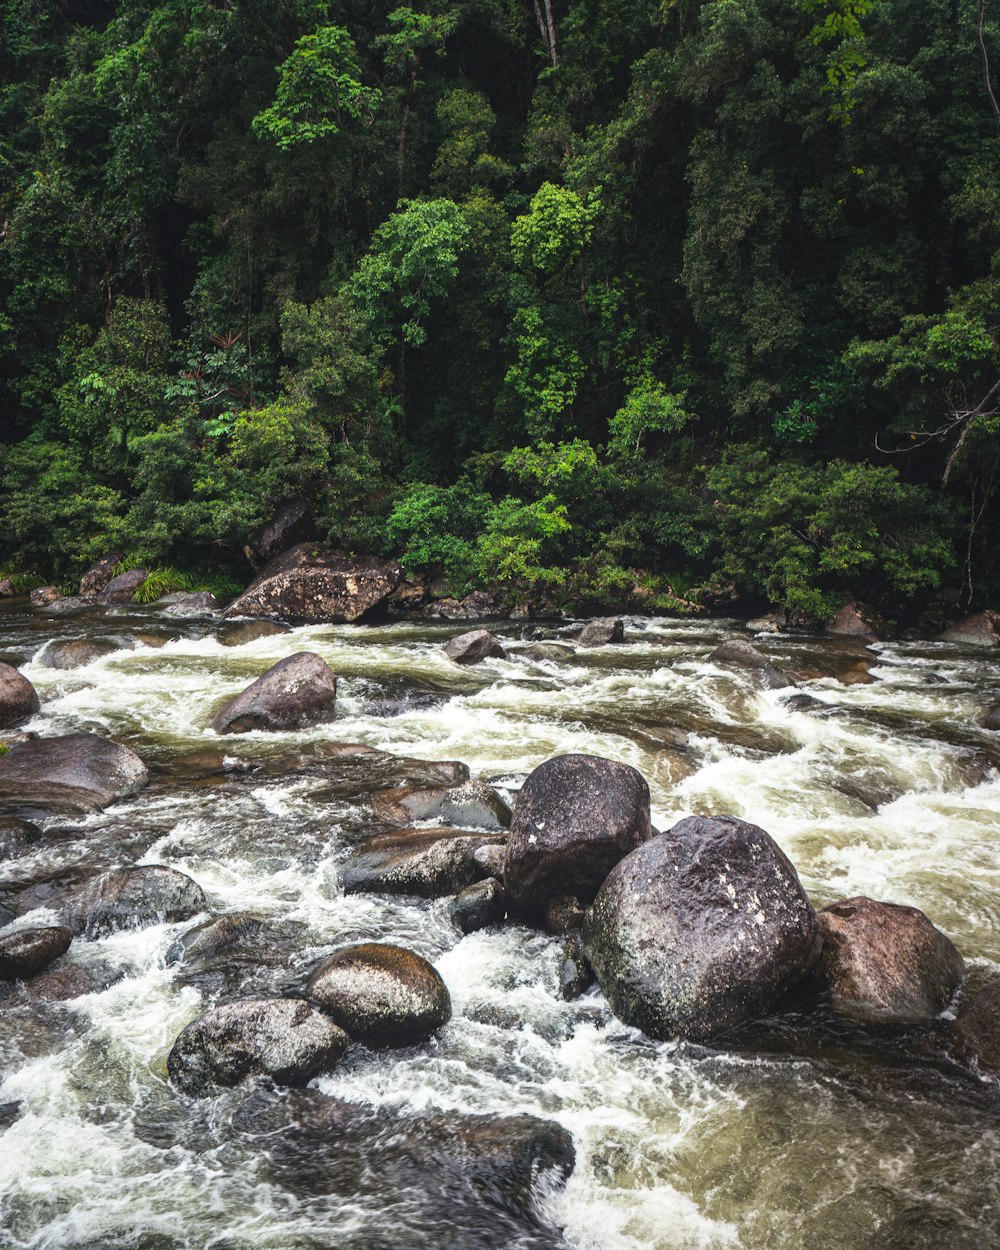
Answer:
[{"xmin": 2, "ymin": 597, "xmax": 1000, "ymax": 1250}]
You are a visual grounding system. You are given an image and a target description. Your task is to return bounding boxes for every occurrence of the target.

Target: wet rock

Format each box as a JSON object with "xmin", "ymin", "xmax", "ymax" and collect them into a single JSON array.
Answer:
[
  {"xmin": 38, "ymin": 639, "xmax": 121, "ymax": 669},
  {"xmin": 167, "ymin": 997, "xmax": 348, "ymax": 1095},
  {"xmin": 99, "ymin": 568, "xmax": 148, "ymax": 603},
  {"xmin": 940, "ymin": 610, "xmax": 1000, "ymax": 647},
  {"xmin": 444, "ymin": 629, "xmax": 506, "ymax": 665},
  {"xmin": 817, "ymin": 896, "xmax": 964, "ymax": 1026},
  {"xmin": 305, "ymin": 942, "xmax": 451, "ymax": 1046},
  {"xmin": 425, "ymin": 591, "xmax": 509, "ymax": 619},
  {"xmin": 560, "ymin": 934, "xmax": 592, "ymax": 1000},
  {"xmin": 340, "ymin": 829, "xmax": 506, "ymax": 898},
  {"xmin": 504, "ymin": 753, "xmax": 652, "ymax": 922},
  {"xmin": 515, "ymin": 642, "xmax": 577, "ymax": 663},
  {"xmin": 250, "ymin": 498, "xmax": 317, "ymax": 567},
  {"xmin": 20, "ymin": 959, "xmax": 120, "ymax": 1002},
  {"xmin": 30, "ymin": 586, "xmax": 62, "ymax": 608},
  {"xmin": 746, "ymin": 609, "xmax": 787, "ymax": 633},
  {"xmin": 545, "ymin": 894, "xmax": 585, "ymax": 934},
  {"xmin": 954, "ymin": 975, "xmax": 1000, "ymax": 1075},
  {"xmin": 0, "ymin": 1101, "xmax": 21, "ymax": 1128},
  {"xmin": 709, "ymin": 638, "xmax": 789, "ymax": 689},
  {"xmin": 830, "ymin": 767, "xmax": 903, "ymax": 811},
  {"xmin": 162, "ymin": 591, "xmax": 219, "ymax": 616},
  {"xmin": 165, "ymin": 912, "xmax": 273, "ymax": 968},
  {"xmin": 386, "ymin": 578, "xmax": 429, "ymax": 612},
  {"xmin": 836, "ymin": 661, "xmax": 877, "ymax": 686},
  {"xmin": 79, "ymin": 550, "xmax": 123, "ymax": 596},
  {"xmin": 780, "ymin": 692, "xmax": 826, "ymax": 713},
  {"xmin": 0, "ymin": 901, "xmax": 15, "ymax": 927},
  {"xmin": 577, "ymin": 618, "xmax": 624, "ymax": 646},
  {"xmin": 473, "ymin": 842, "xmax": 506, "ymax": 878},
  {"xmin": 981, "ymin": 704, "xmax": 1000, "ymax": 731},
  {"xmin": 0, "ymin": 733, "xmax": 148, "ymax": 813},
  {"xmin": 65, "ymin": 864, "xmax": 206, "ymax": 936},
  {"xmin": 583, "ymin": 815, "xmax": 823, "ymax": 1042},
  {"xmin": 44, "ymin": 595, "xmax": 103, "ymax": 616},
  {"xmin": 0, "ymin": 816, "xmax": 42, "ymax": 860},
  {"xmin": 225, "ymin": 543, "xmax": 402, "ymax": 624},
  {"xmin": 0, "ymin": 926, "xmax": 73, "ymax": 980},
  {"xmin": 0, "ymin": 662, "xmax": 40, "ymax": 729},
  {"xmin": 218, "ymin": 619, "xmax": 292, "ymax": 647},
  {"xmin": 210, "ymin": 652, "xmax": 337, "ymax": 734},
  {"xmin": 826, "ymin": 601, "xmax": 890, "ymax": 640},
  {"xmin": 372, "ymin": 779, "xmax": 512, "ymax": 831},
  {"xmin": 450, "ymin": 877, "xmax": 506, "ymax": 933}
]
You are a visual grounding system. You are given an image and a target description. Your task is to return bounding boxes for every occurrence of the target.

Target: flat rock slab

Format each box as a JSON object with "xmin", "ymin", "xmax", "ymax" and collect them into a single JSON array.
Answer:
[
  {"xmin": 305, "ymin": 942, "xmax": 451, "ymax": 1047},
  {"xmin": 339, "ymin": 828, "xmax": 506, "ymax": 898},
  {"xmin": 371, "ymin": 780, "xmax": 512, "ymax": 830},
  {"xmin": 210, "ymin": 652, "xmax": 337, "ymax": 734},
  {"xmin": 168, "ymin": 997, "xmax": 348, "ymax": 1095},
  {"xmin": 0, "ymin": 733, "xmax": 148, "ymax": 814},
  {"xmin": 584, "ymin": 814, "xmax": 822, "ymax": 1042},
  {"xmin": 818, "ymin": 895, "xmax": 964, "ymax": 1025},
  {"xmin": 0, "ymin": 926, "xmax": 73, "ymax": 980},
  {"xmin": 0, "ymin": 662, "xmax": 40, "ymax": 730},
  {"xmin": 225, "ymin": 543, "xmax": 401, "ymax": 623},
  {"xmin": 65, "ymin": 864, "xmax": 206, "ymax": 936}
]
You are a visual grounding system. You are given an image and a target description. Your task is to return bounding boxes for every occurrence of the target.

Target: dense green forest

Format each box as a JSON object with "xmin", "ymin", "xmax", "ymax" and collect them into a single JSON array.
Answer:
[{"xmin": 2, "ymin": 0, "xmax": 999, "ymax": 620}]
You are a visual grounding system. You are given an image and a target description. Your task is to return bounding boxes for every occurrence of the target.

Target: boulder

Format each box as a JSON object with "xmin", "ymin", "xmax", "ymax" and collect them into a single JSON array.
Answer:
[
  {"xmin": 560, "ymin": 934, "xmax": 592, "ymax": 1000},
  {"xmin": 65, "ymin": 865, "xmax": 206, "ymax": 936},
  {"xmin": 425, "ymin": 591, "xmax": 509, "ymax": 620},
  {"xmin": 473, "ymin": 842, "xmax": 506, "ymax": 878},
  {"xmin": 577, "ymin": 618, "xmax": 624, "ymax": 646},
  {"xmin": 449, "ymin": 877, "xmax": 506, "ymax": 934},
  {"xmin": 30, "ymin": 586, "xmax": 62, "ymax": 608},
  {"xmin": 165, "ymin": 912, "xmax": 273, "ymax": 968},
  {"xmin": 0, "ymin": 733, "xmax": 148, "ymax": 813},
  {"xmin": 371, "ymin": 780, "xmax": 512, "ymax": 831},
  {"xmin": 817, "ymin": 896, "xmax": 964, "ymax": 1025},
  {"xmin": 162, "ymin": 591, "xmax": 219, "ymax": 616},
  {"xmin": 981, "ymin": 704, "xmax": 1000, "ymax": 731},
  {"xmin": 709, "ymin": 638, "xmax": 789, "ymax": 689},
  {"xmin": 0, "ymin": 815, "xmax": 42, "ymax": 860},
  {"xmin": 167, "ymin": 997, "xmax": 348, "ymax": 1095},
  {"xmin": 79, "ymin": 551, "xmax": 123, "ymax": 597},
  {"xmin": 504, "ymin": 753, "xmax": 652, "ymax": 921},
  {"xmin": 225, "ymin": 543, "xmax": 401, "ymax": 623},
  {"xmin": 545, "ymin": 894, "xmax": 585, "ymax": 934},
  {"xmin": 515, "ymin": 642, "xmax": 576, "ymax": 663},
  {"xmin": 940, "ymin": 610, "xmax": 1000, "ymax": 647},
  {"xmin": 0, "ymin": 663, "xmax": 40, "ymax": 729},
  {"xmin": 210, "ymin": 652, "xmax": 337, "ymax": 734},
  {"xmin": 250, "ymin": 498, "xmax": 316, "ymax": 567},
  {"xmin": 339, "ymin": 828, "xmax": 506, "ymax": 898},
  {"xmin": 305, "ymin": 942, "xmax": 451, "ymax": 1046},
  {"xmin": 99, "ymin": 568, "xmax": 148, "ymax": 603},
  {"xmin": 38, "ymin": 639, "xmax": 120, "ymax": 670},
  {"xmin": 0, "ymin": 578, "xmax": 17, "ymax": 598},
  {"xmin": 0, "ymin": 1102, "xmax": 21, "ymax": 1129},
  {"xmin": 954, "ymin": 976, "xmax": 1000, "ymax": 1075},
  {"xmin": 218, "ymin": 619, "xmax": 292, "ymax": 647},
  {"xmin": 745, "ymin": 609, "xmax": 787, "ymax": 633},
  {"xmin": 386, "ymin": 578, "xmax": 429, "ymax": 613},
  {"xmin": 443, "ymin": 629, "xmax": 506, "ymax": 665},
  {"xmin": 44, "ymin": 595, "xmax": 103, "ymax": 616},
  {"xmin": 0, "ymin": 926, "xmax": 73, "ymax": 980},
  {"xmin": 583, "ymin": 815, "xmax": 823, "ymax": 1042},
  {"xmin": 826, "ymin": 601, "xmax": 890, "ymax": 640}
]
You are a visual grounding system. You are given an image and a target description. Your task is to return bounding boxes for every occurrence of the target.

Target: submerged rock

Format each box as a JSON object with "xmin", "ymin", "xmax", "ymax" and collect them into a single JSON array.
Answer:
[
  {"xmin": 65, "ymin": 865, "xmax": 206, "ymax": 936},
  {"xmin": 38, "ymin": 639, "xmax": 121, "ymax": 669},
  {"xmin": 225, "ymin": 543, "xmax": 401, "ymax": 623},
  {"xmin": 954, "ymin": 976, "xmax": 1000, "ymax": 1075},
  {"xmin": 339, "ymin": 828, "xmax": 505, "ymax": 898},
  {"xmin": 0, "ymin": 733, "xmax": 148, "ymax": 814},
  {"xmin": 0, "ymin": 926, "xmax": 73, "ymax": 980},
  {"xmin": 165, "ymin": 912, "xmax": 273, "ymax": 968},
  {"xmin": 443, "ymin": 629, "xmax": 506, "ymax": 665},
  {"xmin": 449, "ymin": 877, "xmax": 507, "ymax": 933},
  {"xmin": 167, "ymin": 997, "xmax": 348, "ymax": 1094},
  {"xmin": 583, "ymin": 815, "xmax": 822, "ymax": 1042},
  {"xmin": 709, "ymin": 639, "xmax": 789, "ymax": 689},
  {"xmin": 817, "ymin": 896, "xmax": 964, "ymax": 1025},
  {"xmin": 0, "ymin": 662, "xmax": 40, "ymax": 729},
  {"xmin": 305, "ymin": 942, "xmax": 451, "ymax": 1046},
  {"xmin": 504, "ymin": 753, "xmax": 652, "ymax": 922},
  {"xmin": 371, "ymin": 779, "xmax": 512, "ymax": 831},
  {"xmin": 940, "ymin": 610, "xmax": 1000, "ymax": 647},
  {"xmin": 210, "ymin": 652, "xmax": 337, "ymax": 734},
  {"xmin": 577, "ymin": 618, "xmax": 624, "ymax": 646}
]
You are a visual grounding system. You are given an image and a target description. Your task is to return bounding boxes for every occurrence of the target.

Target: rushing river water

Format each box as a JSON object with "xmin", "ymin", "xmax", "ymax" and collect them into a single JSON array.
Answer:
[{"xmin": 2, "ymin": 599, "xmax": 1000, "ymax": 1250}]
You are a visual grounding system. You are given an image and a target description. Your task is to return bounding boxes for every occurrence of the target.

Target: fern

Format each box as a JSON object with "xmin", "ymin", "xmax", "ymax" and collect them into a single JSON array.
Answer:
[
  {"xmin": 0, "ymin": 569, "xmax": 45, "ymax": 594},
  {"xmin": 133, "ymin": 567, "xmax": 199, "ymax": 604}
]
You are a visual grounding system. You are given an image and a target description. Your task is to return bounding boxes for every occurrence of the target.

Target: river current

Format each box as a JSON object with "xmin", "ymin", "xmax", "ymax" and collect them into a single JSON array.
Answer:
[{"xmin": 1, "ymin": 600, "xmax": 999, "ymax": 1250}]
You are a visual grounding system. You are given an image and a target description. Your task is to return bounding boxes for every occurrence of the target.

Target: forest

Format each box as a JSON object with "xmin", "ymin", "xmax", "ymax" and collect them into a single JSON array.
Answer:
[{"xmin": 1, "ymin": 0, "xmax": 999, "ymax": 623}]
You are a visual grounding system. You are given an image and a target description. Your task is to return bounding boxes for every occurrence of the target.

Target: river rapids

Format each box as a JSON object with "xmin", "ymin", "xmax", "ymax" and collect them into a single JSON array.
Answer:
[{"xmin": 1, "ymin": 600, "xmax": 999, "ymax": 1250}]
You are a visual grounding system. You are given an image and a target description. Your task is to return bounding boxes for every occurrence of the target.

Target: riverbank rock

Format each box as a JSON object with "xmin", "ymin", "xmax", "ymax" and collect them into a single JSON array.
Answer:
[
  {"xmin": 504, "ymin": 753, "xmax": 652, "ymax": 921},
  {"xmin": 305, "ymin": 942, "xmax": 451, "ymax": 1046},
  {"xmin": 709, "ymin": 639, "xmax": 789, "ymax": 689},
  {"xmin": 0, "ymin": 816, "xmax": 41, "ymax": 860},
  {"xmin": 0, "ymin": 926, "xmax": 73, "ymax": 980},
  {"xmin": 339, "ymin": 829, "xmax": 505, "ymax": 898},
  {"xmin": 746, "ymin": 609, "xmax": 788, "ymax": 633},
  {"xmin": 30, "ymin": 586, "xmax": 62, "ymax": 608},
  {"xmin": 817, "ymin": 896, "xmax": 964, "ymax": 1025},
  {"xmin": 954, "ymin": 976, "xmax": 1000, "ymax": 1075},
  {"xmin": 162, "ymin": 591, "xmax": 219, "ymax": 616},
  {"xmin": 0, "ymin": 578, "xmax": 18, "ymax": 598},
  {"xmin": 79, "ymin": 551, "xmax": 122, "ymax": 596},
  {"xmin": 577, "ymin": 618, "xmax": 624, "ymax": 646},
  {"xmin": 65, "ymin": 865, "xmax": 206, "ymax": 936},
  {"xmin": 0, "ymin": 663, "xmax": 40, "ymax": 729},
  {"xmin": 210, "ymin": 652, "xmax": 337, "ymax": 734},
  {"xmin": 450, "ymin": 877, "xmax": 506, "ymax": 933},
  {"xmin": 167, "ymin": 997, "xmax": 348, "ymax": 1094},
  {"xmin": 425, "ymin": 590, "xmax": 510, "ymax": 619},
  {"xmin": 225, "ymin": 543, "xmax": 401, "ymax": 623},
  {"xmin": 443, "ymin": 629, "xmax": 506, "ymax": 664},
  {"xmin": 371, "ymin": 779, "xmax": 512, "ymax": 830},
  {"xmin": 99, "ymin": 568, "xmax": 148, "ymax": 603},
  {"xmin": 583, "ymin": 815, "xmax": 823, "ymax": 1042},
  {"xmin": 826, "ymin": 601, "xmax": 890, "ymax": 640},
  {"xmin": 940, "ymin": 610, "xmax": 1000, "ymax": 647},
  {"xmin": 0, "ymin": 733, "xmax": 148, "ymax": 813},
  {"xmin": 218, "ymin": 620, "xmax": 292, "ymax": 647},
  {"xmin": 39, "ymin": 639, "xmax": 121, "ymax": 669}
]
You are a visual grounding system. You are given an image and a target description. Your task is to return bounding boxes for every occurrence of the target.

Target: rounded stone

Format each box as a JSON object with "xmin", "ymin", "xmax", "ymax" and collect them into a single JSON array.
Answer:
[
  {"xmin": 66, "ymin": 865, "xmax": 207, "ymax": 936},
  {"xmin": 210, "ymin": 652, "xmax": 337, "ymax": 734},
  {"xmin": 305, "ymin": 942, "xmax": 451, "ymax": 1046},
  {"xmin": 0, "ymin": 662, "xmax": 40, "ymax": 730},
  {"xmin": 443, "ymin": 629, "xmax": 506, "ymax": 665},
  {"xmin": 0, "ymin": 926, "xmax": 73, "ymax": 980}
]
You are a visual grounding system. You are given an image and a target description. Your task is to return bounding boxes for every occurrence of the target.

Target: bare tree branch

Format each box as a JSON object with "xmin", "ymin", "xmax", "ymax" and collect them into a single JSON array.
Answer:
[{"xmin": 978, "ymin": 0, "xmax": 1000, "ymax": 142}]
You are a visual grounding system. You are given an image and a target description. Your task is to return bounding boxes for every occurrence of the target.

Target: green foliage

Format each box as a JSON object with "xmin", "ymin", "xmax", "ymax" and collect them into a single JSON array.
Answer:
[
  {"xmin": 510, "ymin": 183, "xmax": 599, "ymax": 275},
  {"xmin": 801, "ymin": 0, "xmax": 873, "ymax": 125},
  {"xmin": 608, "ymin": 381, "xmax": 692, "ymax": 457}
]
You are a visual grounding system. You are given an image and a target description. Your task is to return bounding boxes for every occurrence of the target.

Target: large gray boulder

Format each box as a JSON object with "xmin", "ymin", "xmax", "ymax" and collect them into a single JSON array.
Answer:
[
  {"xmin": 940, "ymin": 610, "xmax": 1000, "ymax": 647},
  {"xmin": 162, "ymin": 591, "xmax": 219, "ymax": 616},
  {"xmin": 65, "ymin": 865, "xmax": 206, "ymax": 936},
  {"xmin": 0, "ymin": 926, "xmax": 73, "ymax": 980},
  {"xmin": 0, "ymin": 663, "xmax": 40, "ymax": 729},
  {"xmin": 210, "ymin": 652, "xmax": 337, "ymax": 734},
  {"xmin": 305, "ymin": 942, "xmax": 451, "ymax": 1046},
  {"xmin": 167, "ymin": 997, "xmax": 348, "ymax": 1094},
  {"xmin": 583, "ymin": 815, "xmax": 823, "ymax": 1042},
  {"xmin": 443, "ymin": 629, "xmax": 506, "ymax": 665},
  {"xmin": 225, "ymin": 543, "xmax": 401, "ymax": 623},
  {"xmin": 817, "ymin": 896, "xmax": 964, "ymax": 1025},
  {"xmin": 0, "ymin": 733, "xmax": 148, "ymax": 813},
  {"xmin": 371, "ymin": 780, "xmax": 512, "ymax": 830},
  {"xmin": 99, "ymin": 567, "xmax": 148, "ymax": 603},
  {"xmin": 504, "ymin": 753, "xmax": 652, "ymax": 921},
  {"xmin": 39, "ymin": 639, "xmax": 120, "ymax": 670},
  {"xmin": 954, "ymin": 976, "xmax": 1000, "ymax": 1075},
  {"xmin": 339, "ymin": 828, "xmax": 506, "ymax": 898}
]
